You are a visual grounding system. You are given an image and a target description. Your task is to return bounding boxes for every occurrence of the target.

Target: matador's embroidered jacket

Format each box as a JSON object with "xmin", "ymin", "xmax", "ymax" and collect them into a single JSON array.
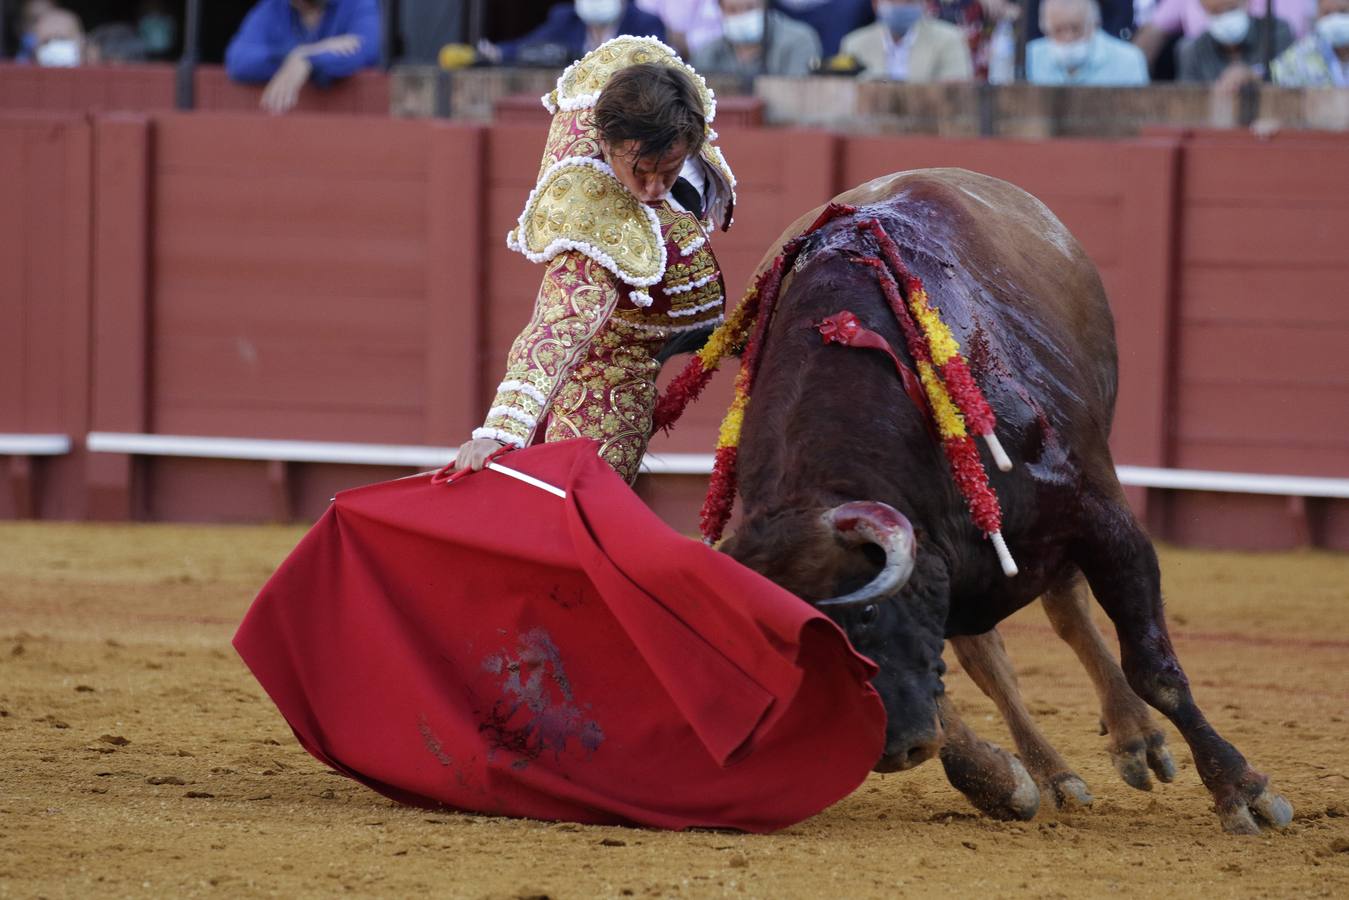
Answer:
[{"xmin": 472, "ymin": 36, "xmax": 738, "ymax": 483}]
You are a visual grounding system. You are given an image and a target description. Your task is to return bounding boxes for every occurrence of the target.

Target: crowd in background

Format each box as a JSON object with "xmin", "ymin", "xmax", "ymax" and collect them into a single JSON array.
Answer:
[{"xmin": 7, "ymin": 0, "xmax": 1348, "ymax": 112}]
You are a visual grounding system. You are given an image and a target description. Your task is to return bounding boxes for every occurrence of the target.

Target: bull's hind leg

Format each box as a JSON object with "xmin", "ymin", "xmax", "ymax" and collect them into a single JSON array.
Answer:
[
  {"xmin": 1041, "ymin": 580, "xmax": 1176, "ymax": 791},
  {"xmin": 1074, "ymin": 492, "xmax": 1292, "ymax": 834},
  {"xmin": 949, "ymin": 631, "xmax": 1093, "ymax": 809},
  {"xmin": 936, "ymin": 694, "xmax": 1040, "ymax": 821}
]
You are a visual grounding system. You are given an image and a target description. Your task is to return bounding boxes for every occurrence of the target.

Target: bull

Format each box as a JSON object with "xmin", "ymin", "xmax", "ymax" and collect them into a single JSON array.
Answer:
[{"xmin": 717, "ymin": 169, "xmax": 1292, "ymax": 834}]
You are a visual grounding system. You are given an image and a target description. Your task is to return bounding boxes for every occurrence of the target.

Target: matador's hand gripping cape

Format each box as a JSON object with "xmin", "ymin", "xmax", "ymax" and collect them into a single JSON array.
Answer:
[{"xmin": 476, "ymin": 37, "xmax": 739, "ymax": 460}]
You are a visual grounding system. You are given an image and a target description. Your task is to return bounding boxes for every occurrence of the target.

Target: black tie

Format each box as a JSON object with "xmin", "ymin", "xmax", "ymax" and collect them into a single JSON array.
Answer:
[{"xmin": 671, "ymin": 177, "xmax": 704, "ymax": 220}]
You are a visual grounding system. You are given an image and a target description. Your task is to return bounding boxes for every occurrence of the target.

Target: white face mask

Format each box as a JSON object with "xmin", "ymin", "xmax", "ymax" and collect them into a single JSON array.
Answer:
[
  {"xmin": 1050, "ymin": 37, "xmax": 1092, "ymax": 70},
  {"xmin": 576, "ymin": 0, "xmax": 623, "ymax": 26},
  {"xmin": 723, "ymin": 9, "xmax": 766, "ymax": 44},
  {"xmin": 36, "ymin": 38, "xmax": 81, "ymax": 67},
  {"xmin": 1316, "ymin": 11, "xmax": 1349, "ymax": 46},
  {"xmin": 1207, "ymin": 8, "xmax": 1251, "ymax": 45}
]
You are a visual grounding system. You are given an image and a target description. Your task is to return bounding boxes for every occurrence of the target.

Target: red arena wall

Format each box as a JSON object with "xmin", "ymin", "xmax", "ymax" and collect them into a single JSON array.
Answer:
[{"xmin": 1, "ymin": 108, "xmax": 1345, "ymax": 550}]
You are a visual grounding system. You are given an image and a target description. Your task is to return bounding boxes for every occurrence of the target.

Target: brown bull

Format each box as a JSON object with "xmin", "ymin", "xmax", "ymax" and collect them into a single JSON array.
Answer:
[{"xmin": 719, "ymin": 168, "xmax": 1292, "ymax": 834}]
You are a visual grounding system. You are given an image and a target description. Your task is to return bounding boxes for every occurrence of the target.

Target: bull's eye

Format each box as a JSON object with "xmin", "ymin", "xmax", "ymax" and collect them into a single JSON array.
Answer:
[{"xmin": 858, "ymin": 603, "xmax": 880, "ymax": 627}]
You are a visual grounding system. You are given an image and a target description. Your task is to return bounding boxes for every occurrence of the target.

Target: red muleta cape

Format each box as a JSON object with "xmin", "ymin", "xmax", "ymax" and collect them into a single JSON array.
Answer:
[{"xmin": 233, "ymin": 439, "xmax": 885, "ymax": 833}]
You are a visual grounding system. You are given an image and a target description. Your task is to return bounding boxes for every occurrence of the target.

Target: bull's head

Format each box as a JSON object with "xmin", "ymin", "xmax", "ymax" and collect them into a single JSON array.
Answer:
[{"xmin": 816, "ymin": 501, "xmax": 947, "ymax": 773}]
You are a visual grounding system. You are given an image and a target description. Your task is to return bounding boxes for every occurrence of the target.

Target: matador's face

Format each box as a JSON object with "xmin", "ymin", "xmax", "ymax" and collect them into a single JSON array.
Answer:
[{"xmin": 603, "ymin": 140, "xmax": 690, "ymax": 204}]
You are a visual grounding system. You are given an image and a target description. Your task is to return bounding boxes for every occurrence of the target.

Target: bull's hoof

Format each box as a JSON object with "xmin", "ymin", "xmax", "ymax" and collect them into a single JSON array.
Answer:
[
  {"xmin": 1046, "ymin": 773, "xmax": 1094, "ymax": 810},
  {"xmin": 1218, "ymin": 786, "xmax": 1294, "ymax": 835},
  {"xmin": 1109, "ymin": 731, "xmax": 1176, "ymax": 792},
  {"xmin": 941, "ymin": 742, "xmax": 1041, "ymax": 821},
  {"xmin": 1003, "ymin": 758, "xmax": 1041, "ymax": 821}
]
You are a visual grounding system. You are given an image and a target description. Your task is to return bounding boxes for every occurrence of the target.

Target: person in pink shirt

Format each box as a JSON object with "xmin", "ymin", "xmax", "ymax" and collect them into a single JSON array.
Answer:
[
  {"xmin": 1136, "ymin": 0, "xmax": 1314, "ymax": 65},
  {"xmin": 636, "ymin": 0, "xmax": 724, "ymax": 57}
]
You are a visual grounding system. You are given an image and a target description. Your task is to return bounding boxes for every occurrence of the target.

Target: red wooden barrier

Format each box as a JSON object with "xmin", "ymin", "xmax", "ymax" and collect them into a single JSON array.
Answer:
[
  {"xmin": 0, "ymin": 113, "xmax": 91, "ymax": 519},
  {"xmin": 0, "ymin": 64, "xmax": 388, "ymax": 116},
  {"xmin": 1162, "ymin": 131, "xmax": 1349, "ymax": 549},
  {"xmin": 0, "ymin": 63, "xmax": 175, "ymax": 112},
  {"xmin": 194, "ymin": 67, "xmax": 390, "ymax": 115},
  {"xmin": 1, "ymin": 109, "xmax": 1345, "ymax": 548}
]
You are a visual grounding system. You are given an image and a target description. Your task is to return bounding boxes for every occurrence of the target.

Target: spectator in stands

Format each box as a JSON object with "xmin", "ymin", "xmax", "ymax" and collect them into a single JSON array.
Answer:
[
  {"xmin": 479, "ymin": 1, "xmax": 666, "ymax": 67},
  {"xmin": 1273, "ymin": 0, "xmax": 1349, "ymax": 84},
  {"xmin": 693, "ymin": 0, "xmax": 823, "ymax": 77},
  {"xmin": 226, "ymin": 0, "xmax": 381, "ymax": 114},
  {"xmin": 1177, "ymin": 0, "xmax": 1294, "ymax": 83},
  {"xmin": 838, "ymin": 0, "xmax": 974, "ymax": 81},
  {"xmin": 636, "ymin": 0, "xmax": 724, "ymax": 57},
  {"xmin": 86, "ymin": 23, "xmax": 149, "ymax": 64},
  {"xmin": 1135, "ymin": 0, "xmax": 1310, "ymax": 67},
  {"xmin": 16, "ymin": 0, "xmax": 55, "ymax": 62},
  {"xmin": 1027, "ymin": 0, "xmax": 1151, "ymax": 83},
  {"xmin": 400, "ymin": 0, "xmax": 465, "ymax": 65},
  {"xmin": 775, "ymin": 0, "xmax": 877, "ymax": 57},
  {"xmin": 135, "ymin": 0, "xmax": 178, "ymax": 60},
  {"xmin": 31, "ymin": 6, "xmax": 85, "ymax": 67}
]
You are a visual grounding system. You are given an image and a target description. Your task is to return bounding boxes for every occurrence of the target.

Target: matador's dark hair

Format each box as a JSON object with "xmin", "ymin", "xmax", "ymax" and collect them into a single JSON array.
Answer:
[{"xmin": 593, "ymin": 63, "xmax": 707, "ymax": 161}]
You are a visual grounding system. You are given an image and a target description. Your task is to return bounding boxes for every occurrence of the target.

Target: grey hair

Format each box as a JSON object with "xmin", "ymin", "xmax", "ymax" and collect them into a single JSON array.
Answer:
[{"xmin": 1039, "ymin": 0, "xmax": 1101, "ymax": 31}]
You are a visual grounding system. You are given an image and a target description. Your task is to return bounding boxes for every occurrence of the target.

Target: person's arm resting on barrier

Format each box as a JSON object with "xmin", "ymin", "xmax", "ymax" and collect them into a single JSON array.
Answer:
[
  {"xmin": 306, "ymin": 0, "xmax": 381, "ymax": 86},
  {"xmin": 456, "ymin": 252, "xmax": 623, "ymax": 470}
]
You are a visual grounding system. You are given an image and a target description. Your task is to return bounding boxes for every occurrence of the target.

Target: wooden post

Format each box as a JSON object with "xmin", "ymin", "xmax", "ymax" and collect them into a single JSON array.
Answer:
[
  {"xmin": 87, "ymin": 115, "xmax": 152, "ymax": 520},
  {"xmin": 424, "ymin": 123, "xmax": 487, "ymax": 447},
  {"xmin": 1114, "ymin": 137, "xmax": 1183, "ymax": 530}
]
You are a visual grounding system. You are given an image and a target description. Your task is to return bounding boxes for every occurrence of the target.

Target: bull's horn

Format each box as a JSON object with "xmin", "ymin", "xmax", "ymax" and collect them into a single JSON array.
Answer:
[{"xmin": 816, "ymin": 501, "xmax": 917, "ymax": 609}]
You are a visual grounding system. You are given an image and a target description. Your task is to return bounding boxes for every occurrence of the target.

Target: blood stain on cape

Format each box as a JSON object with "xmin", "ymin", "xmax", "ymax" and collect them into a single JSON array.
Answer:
[{"xmin": 479, "ymin": 628, "xmax": 605, "ymax": 769}]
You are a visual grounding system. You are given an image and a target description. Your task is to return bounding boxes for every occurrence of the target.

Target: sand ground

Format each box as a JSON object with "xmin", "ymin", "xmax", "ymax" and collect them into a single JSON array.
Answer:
[{"xmin": 1, "ymin": 522, "xmax": 1346, "ymax": 899}]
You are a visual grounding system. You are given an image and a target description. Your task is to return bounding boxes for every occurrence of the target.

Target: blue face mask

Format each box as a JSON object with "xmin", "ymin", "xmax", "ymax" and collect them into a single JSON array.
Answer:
[{"xmin": 879, "ymin": 2, "xmax": 925, "ymax": 35}]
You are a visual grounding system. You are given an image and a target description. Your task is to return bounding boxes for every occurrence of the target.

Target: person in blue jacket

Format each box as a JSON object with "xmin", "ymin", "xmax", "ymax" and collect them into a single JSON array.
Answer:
[
  {"xmin": 480, "ymin": 0, "xmax": 666, "ymax": 66},
  {"xmin": 225, "ymin": 0, "xmax": 381, "ymax": 113}
]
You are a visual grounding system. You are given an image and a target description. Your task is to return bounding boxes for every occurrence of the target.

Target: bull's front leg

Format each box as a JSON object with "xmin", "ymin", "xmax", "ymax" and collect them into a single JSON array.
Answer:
[
  {"xmin": 1041, "ymin": 580, "xmax": 1176, "ymax": 792},
  {"xmin": 1074, "ymin": 493, "xmax": 1293, "ymax": 834},
  {"xmin": 950, "ymin": 629, "xmax": 1094, "ymax": 809},
  {"xmin": 936, "ymin": 694, "xmax": 1040, "ymax": 821}
]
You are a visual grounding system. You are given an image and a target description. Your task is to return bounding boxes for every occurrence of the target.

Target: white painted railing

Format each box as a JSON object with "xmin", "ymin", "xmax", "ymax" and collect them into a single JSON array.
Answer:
[
  {"xmin": 0, "ymin": 434, "xmax": 72, "ymax": 456},
  {"xmin": 83, "ymin": 433, "xmax": 1349, "ymax": 499}
]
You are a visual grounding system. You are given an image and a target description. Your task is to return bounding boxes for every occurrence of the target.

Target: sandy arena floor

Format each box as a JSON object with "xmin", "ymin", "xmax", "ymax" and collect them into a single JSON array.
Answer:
[{"xmin": 1, "ymin": 522, "xmax": 1346, "ymax": 899}]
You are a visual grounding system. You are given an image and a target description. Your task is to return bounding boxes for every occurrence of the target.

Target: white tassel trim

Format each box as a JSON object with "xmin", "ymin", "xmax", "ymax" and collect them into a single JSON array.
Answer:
[
  {"xmin": 617, "ymin": 314, "xmax": 724, "ymax": 336},
  {"xmin": 471, "ymin": 426, "xmax": 525, "ymax": 449},
  {"xmin": 498, "ymin": 379, "xmax": 548, "ymax": 408},
  {"xmin": 506, "ymin": 156, "xmax": 666, "ymax": 289},
  {"xmin": 678, "ymin": 235, "xmax": 707, "ymax": 258},
  {"xmin": 486, "ymin": 405, "xmax": 538, "ymax": 429},
  {"xmin": 629, "ymin": 290, "xmax": 653, "ymax": 308},
  {"xmin": 664, "ymin": 270, "xmax": 719, "ymax": 296},
  {"xmin": 551, "ymin": 36, "xmax": 718, "ymax": 124},
  {"xmin": 668, "ymin": 297, "xmax": 724, "ymax": 319}
]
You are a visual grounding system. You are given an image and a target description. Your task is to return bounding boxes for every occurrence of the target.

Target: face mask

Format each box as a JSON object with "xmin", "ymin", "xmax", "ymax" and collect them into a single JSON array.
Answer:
[
  {"xmin": 36, "ymin": 38, "xmax": 80, "ymax": 67},
  {"xmin": 878, "ymin": 2, "xmax": 925, "ymax": 35},
  {"xmin": 723, "ymin": 9, "xmax": 766, "ymax": 44},
  {"xmin": 1207, "ymin": 9, "xmax": 1250, "ymax": 45},
  {"xmin": 138, "ymin": 14, "xmax": 176, "ymax": 55},
  {"xmin": 1050, "ymin": 37, "xmax": 1091, "ymax": 69},
  {"xmin": 1316, "ymin": 12, "xmax": 1349, "ymax": 46},
  {"xmin": 576, "ymin": 0, "xmax": 623, "ymax": 26}
]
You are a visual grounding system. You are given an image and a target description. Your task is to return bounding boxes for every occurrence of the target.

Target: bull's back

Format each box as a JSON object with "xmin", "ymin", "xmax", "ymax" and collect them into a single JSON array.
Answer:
[{"xmin": 754, "ymin": 168, "xmax": 1118, "ymax": 421}]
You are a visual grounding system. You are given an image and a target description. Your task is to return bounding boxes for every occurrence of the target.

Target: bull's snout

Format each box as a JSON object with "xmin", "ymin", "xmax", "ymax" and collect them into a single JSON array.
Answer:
[{"xmin": 874, "ymin": 714, "xmax": 944, "ymax": 773}]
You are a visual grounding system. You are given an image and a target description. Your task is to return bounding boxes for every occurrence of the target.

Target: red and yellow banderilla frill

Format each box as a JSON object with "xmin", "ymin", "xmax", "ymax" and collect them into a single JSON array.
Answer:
[{"xmin": 656, "ymin": 208, "xmax": 1019, "ymax": 577}]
